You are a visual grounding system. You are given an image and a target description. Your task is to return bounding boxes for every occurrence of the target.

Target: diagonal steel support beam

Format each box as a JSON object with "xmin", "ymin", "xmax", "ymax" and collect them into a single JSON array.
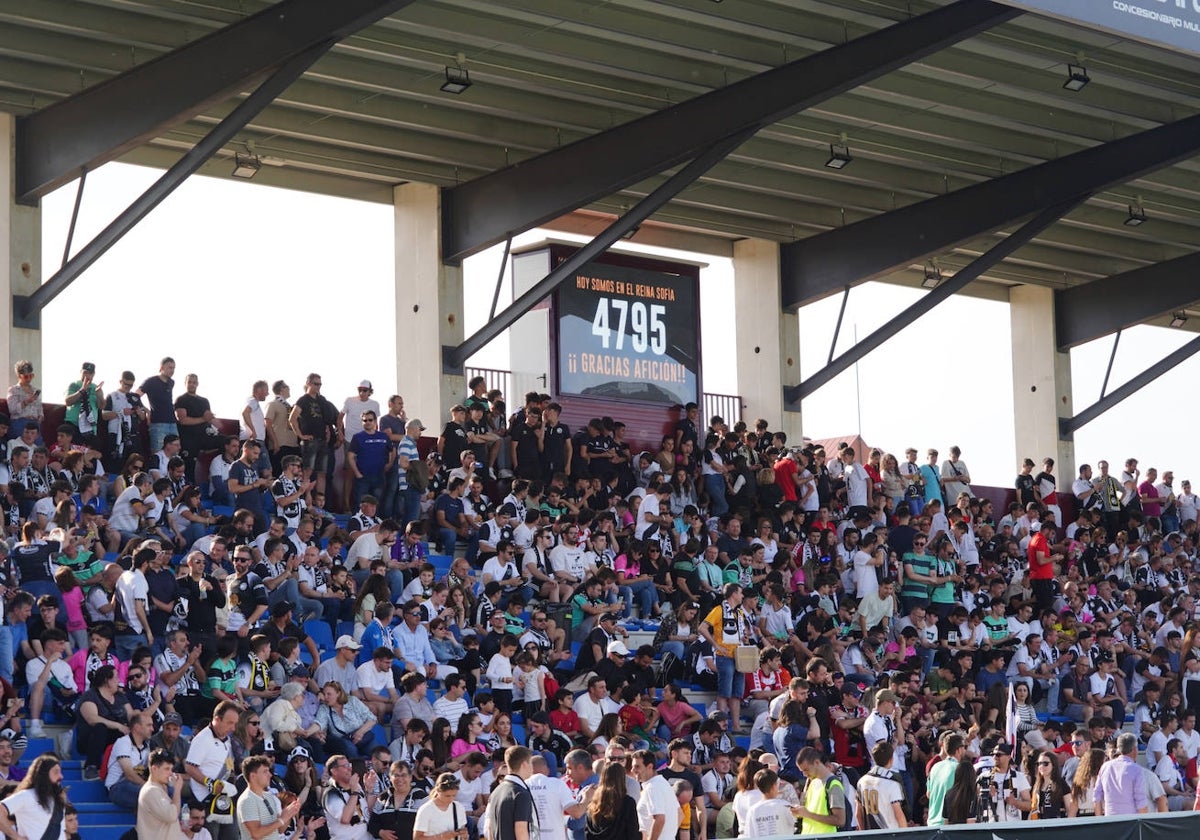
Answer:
[
  {"xmin": 785, "ymin": 199, "xmax": 1078, "ymax": 408},
  {"xmin": 14, "ymin": 0, "xmax": 415, "ymax": 204},
  {"xmin": 13, "ymin": 43, "xmax": 332, "ymax": 324},
  {"xmin": 1060, "ymin": 333, "xmax": 1200, "ymax": 439},
  {"xmin": 1055, "ymin": 252, "xmax": 1200, "ymax": 351},
  {"xmin": 439, "ymin": 0, "xmax": 1019, "ymax": 264},
  {"xmin": 781, "ymin": 111, "xmax": 1200, "ymax": 311},
  {"xmin": 442, "ymin": 128, "xmax": 757, "ymax": 372}
]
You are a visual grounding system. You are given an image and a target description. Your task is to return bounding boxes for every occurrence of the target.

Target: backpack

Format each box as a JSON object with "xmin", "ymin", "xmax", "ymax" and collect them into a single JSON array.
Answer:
[
  {"xmin": 823, "ymin": 775, "xmax": 856, "ymax": 832},
  {"xmin": 657, "ymin": 651, "xmax": 686, "ymax": 687}
]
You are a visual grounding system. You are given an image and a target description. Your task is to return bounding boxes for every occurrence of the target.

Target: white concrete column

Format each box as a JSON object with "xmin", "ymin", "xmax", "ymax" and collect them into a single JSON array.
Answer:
[
  {"xmin": 1010, "ymin": 284, "xmax": 1074, "ymax": 480},
  {"xmin": 733, "ymin": 238, "xmax": 802, "ymax": 442},
  {"xmin": 0, "ymin": 113, "xmax": 41, "ymax": 381},
  {"xmin": 393, "ymin": 182, "xmax": 463, "ymax": 423}
]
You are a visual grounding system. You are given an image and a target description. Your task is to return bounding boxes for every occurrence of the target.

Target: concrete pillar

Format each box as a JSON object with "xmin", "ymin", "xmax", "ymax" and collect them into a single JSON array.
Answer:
[
  {"xmin": 393, "ymin": 182, "xmax": 463, "ymax": 423},
  {"xmin": 0, "ymin": 113, "xmax": 41, "ymax": 381},
  {"xmin": 1009, "ymin": 284, "xmax": 1074, "ymax": 481},
  {"xmin": 733, "ymin": 238, "xmax": 802, "ymax": 442}
]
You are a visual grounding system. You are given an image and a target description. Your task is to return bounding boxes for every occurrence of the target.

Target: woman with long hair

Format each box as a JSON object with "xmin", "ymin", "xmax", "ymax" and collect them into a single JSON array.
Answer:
[
  {"xmin": 591, "ymin": 713, "xmax": 623, "ymax": 749},
  {"xmin": 0, "ymin": 754, "xmax": 65, "ymax": 839},
  {"xmin": 282, "ymin": 746, "xmax": 326, "ymax": 829},
  {"xmin": 76, "ymin": 664, "xmax": 134, "ymax": 781},
  {"xmin": 1031, "ymin": 750, "xmax": 1075, "ymax": 819},
  {"xmin": 353, "ymin": 574, "xmax": 392, "ymax": 639},
  {"xmin": 1009, "ymin": 682, "xmax": 1041, "ymax": 745},
  {"xmin": 230, "ymin": 707, "xmax": 265, "ymax": 774},
  {"xmin": 942, "ymin": 758, "xmax": 979, "ymax": 824},
  {"xmin": 113, "ymin": 452, "xmax": 146, "ymax": 497},
  {"xmin": 450, "ymin": 712, "xmax": 487, "ymax": 759},
  {"xmin": 1071, "ymin": 748, "xmax": 1106, "ymax": 817},
  {"xmin": 490, "ymin": 712, "xmax": 519, "ymax": 751},
  {"xmin": 585, "ymin": 760, "xmax": 640, "ymax": 840},
  {"xmin": 429, "ymin": 717, "xmax": 458, "ymax": 773},
  {"xmin": 732, "ymin": 758, "xmax": 766, "ymax": 829},
  {"xmin": 316, "ymin": 680, "xmax": 378, "ymax": 758}
]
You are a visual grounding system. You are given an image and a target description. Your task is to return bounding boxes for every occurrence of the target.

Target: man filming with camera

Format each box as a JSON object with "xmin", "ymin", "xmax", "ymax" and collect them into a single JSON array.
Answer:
[{"xmin": 975, "ymin": 742, "xmax": 1031, "ymax": 823}]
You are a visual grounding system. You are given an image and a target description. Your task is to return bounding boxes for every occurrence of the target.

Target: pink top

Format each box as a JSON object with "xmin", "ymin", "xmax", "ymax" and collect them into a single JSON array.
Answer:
[
  {"xmin": 657, "ymin": 701, "xmax": 699, "ymax": 738},
  {"xmin": 450, "ymin": 738, "xmax": 486, "ymax": 758},
  {"xmin": 60, "ymin": 587, "xmax": 87, "ymax": 632},
  {"xmin": 614, "ymin": 554, "xmax": 641, "ymax": 576}
]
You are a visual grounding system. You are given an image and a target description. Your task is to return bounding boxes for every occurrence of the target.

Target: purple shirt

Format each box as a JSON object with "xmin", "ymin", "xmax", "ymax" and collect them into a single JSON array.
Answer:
[{"xmin": 1094, "ymin": 755, "xmax": 1148, "ymax": 815}]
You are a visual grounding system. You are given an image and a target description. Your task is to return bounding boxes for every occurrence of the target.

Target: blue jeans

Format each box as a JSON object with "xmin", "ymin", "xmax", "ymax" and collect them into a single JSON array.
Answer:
[
  {"xmin": 150, "ymin": 422, "xmax": 179, "ymax": 454},
  {"xmin": 353, "ymin": 474, "xmax": 385, "ymax": 511},
  {"xmin": 115, "ymin": 632, "xmax": 148, "ymax": 660},
  {"xmin": 325, "ymin": 729, "xmax": 374, "ymax": 759},
  {"xmin": 22, "ymin": 580, "xmax": 64, "ymax": 613},
  {"xmin": 437, "ymin": 527, "xmax": 479, "ymax": 564},
  {"xmin": 399, "ymin": 488, "xmax": 422, "ymax": 531},
  {"xmin": 620, "ymin": 579, "xmax": 659, "ymax": 619},
  {"xmin": 716, "ymin": 654, "xmax": 736, "ymax": 698},
  {"xmin": 661, "ymin": 641, "xmax": 685, "ymax": 662},
  {"xmin": 0, "ymin": 627, "xmax": 13, "ymax": 684},
  {"xmin": 705, "ymin": 474, "xmax": 728, "ymax": 516},
  {"xmin": 108, "ymin": 778, "xmax": 142, "ymax": 810}
]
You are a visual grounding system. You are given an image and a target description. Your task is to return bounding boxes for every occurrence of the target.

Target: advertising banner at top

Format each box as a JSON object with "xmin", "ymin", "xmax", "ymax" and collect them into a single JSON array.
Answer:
[{"xmin": 997, "ymin": 0, "xmax": 1200, "ymax": 57}]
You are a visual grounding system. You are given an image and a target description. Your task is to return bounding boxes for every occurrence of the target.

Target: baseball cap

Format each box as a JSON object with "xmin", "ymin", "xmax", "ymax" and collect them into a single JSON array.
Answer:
[
  {"xmin": 361, "ymin": 495, "xmax": 378, "ymax": 506},
  {"xmin": 607, "ymin": 640, "xmax": 630, "ymax": 657},
  {"xmin": 289, "ymin": 665, "xmax": 310, "ymax": 679},
  {"xmin": 163, "ymin": 713, "xmax": 183, "ymax": 726},
  {"xmin": 407, "ymin": 418, "xmax": 427, "ymax": 431},
  {"xmin": 707, "ymin": 710, "xmax": 730, "ymax": 721},
  {"xmin": 358, "ymin": 380, "xmax": 373, "ymax": 390},
  {"xmin": 335, "ymin": 635, "xmax": 362, "ymax": 651},
  {"xmin": 841, "ymin": 684, "xmax": 863, "ymax": 698},
  {"xmin": 289, "ymin": 746, "xmax": 312, "ymax": 762},
  {"xmin": 599, "ymin": 612, "xmax": 618, "ymax": 623},
  {"xmin": 874, "ymin": 689, "xmax": 899, "ymax": 704},
  {"xmin": 81, "ymin": 362, "xmax": 96, "ymax": 373},
  {"xmin": 270, "ymin": 600, "xmax": 294, "ymax": 619},
  {"xmin": 498, "ymin": 503, "xmax": 517, "ymax": 517},
  {"xmin": 992, "ymin": 743, "xmax": 1013, "ymax": 756}
]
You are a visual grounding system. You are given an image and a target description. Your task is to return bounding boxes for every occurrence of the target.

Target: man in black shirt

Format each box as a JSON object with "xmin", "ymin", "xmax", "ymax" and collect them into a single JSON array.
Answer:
[
  {"xmin": 176, "ymin": 551, "xmax": 225, "ymax": 659},
  {"xmin": 288, "ymin": 373, "xmax": 338, "ymax": 501},
  {"xmin": 510, "ymin": 407, "xmax": 544, "ymax": 481},
  {"xmin": 658, "ymin": 738, "xmax": 703, "ymax": 796},
  {"xmin": 540, "ymin": 403, "xmax": 571, "ymax": 482},
  {"xmin": 437, "ymin": 405, "xmax": 470, "ymax": 476},
  {"xmin": 527, "ymin": 713, "xmax": 572, "ymax": 768},
  {"xmin": 484, "ymin": 746, "xmax": 535, "ymax": 840},
  {"xmin": 173, "ymin": 373, "xmax": 217, "ymax": 481}
]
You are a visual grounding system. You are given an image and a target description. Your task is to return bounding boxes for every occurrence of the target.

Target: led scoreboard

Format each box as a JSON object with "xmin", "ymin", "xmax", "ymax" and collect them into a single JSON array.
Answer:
[{"xmin": 555, "ymin": 259, "xmax": 700, "ymax": 408}]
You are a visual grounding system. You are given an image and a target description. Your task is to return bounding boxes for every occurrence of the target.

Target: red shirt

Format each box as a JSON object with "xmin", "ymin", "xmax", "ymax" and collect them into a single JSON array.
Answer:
[
  {"xmin": 1027, "ymin": 532, "xmax": 1055, "ymax": 580},
  {"xmin": 774, "ymin": 459, "xmax": 798, "ymax": 502}
]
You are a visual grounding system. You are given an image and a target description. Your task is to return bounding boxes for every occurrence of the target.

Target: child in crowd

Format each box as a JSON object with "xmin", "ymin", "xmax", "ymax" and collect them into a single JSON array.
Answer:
[
  {"xmin": 549, "ymin": 689, "xmax": 580, "ymax": 741},
  {"xmin": 514, "ymin": 651, "xmax": 545, "ymax": 719},
  {"xmin": 485, "ymin": 636, "xmax": 517, "ymax": 713}
]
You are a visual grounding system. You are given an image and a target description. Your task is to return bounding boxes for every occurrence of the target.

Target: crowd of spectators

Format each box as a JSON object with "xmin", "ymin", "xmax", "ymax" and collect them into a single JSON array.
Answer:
[{"xmin": 0, "ymin": 359, "xmax": 1197, "ymax": 840}]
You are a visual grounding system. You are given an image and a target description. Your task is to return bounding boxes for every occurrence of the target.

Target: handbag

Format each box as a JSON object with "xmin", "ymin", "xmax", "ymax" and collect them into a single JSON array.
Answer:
[{"xmin": 734, "ymin": 645, "xmax": 760, "ymax": 674}]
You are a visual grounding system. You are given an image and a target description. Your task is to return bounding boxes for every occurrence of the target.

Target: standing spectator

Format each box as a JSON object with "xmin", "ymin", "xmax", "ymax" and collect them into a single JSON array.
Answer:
[
  {"xmin": 63, "ymin": 361, "xmax": 104, "ymax": 449},
  {"xmin": 114, "ymin": 547, "xmax": 154, "ymax": 659},
  {"xmin": 485, "ymin": 746, "xmax": 536, "ymax": 840},
  {"xmin": 175, "ymin": 373, "xmax": 218, "ymax": 482},
  {"xmin": 632, "ymin": 749, "xmax": 678, "ymax": 840},
  {"xmin": 338, "ymin": 381, "xmax": 381, "ymax": 513},
  {"xmin": 103, "ymin": 372, "xmax": 148, "ymax": 473},
  {"xmin": 1095, "ymin": 732, "xmax": 1149, "ymax": 815},
  {"xmin": 289, "ymin": 373, "xmax": 338, "ymax": 506},
  {"xmin": 265, "ymin": 380, "xmax": 300, "ymax": 476},
  {"xmin": 228, "ymin": 440, "xmax": 269, "ymax": 535},
  {"xmin": 925, "ymin": 733, "xmax": 965, "ymax": 826},
  {"xmin": 0, "ymin": 755, "xmax": 66, "ymax": 840},
  {"xmin": 699, "ymin": 583, "xmax": 752, "ymax": 731},
  {"xmin": 414, "ymin": 773, "xmax": 469, "ymax": 840},
  {"xmin": 1027, "ymin": 523, "xmax": 1062, "ymax": 614},
  {"xmin": 6, "ymin": 360, "xmax": 42, "ymax": 441},
  {"xmin": 139, "ymin": 357, "xmax": 177, "ymax": 454},
  {"xmin": 138, "ymin": 749, "xmax": 189, "ymax": 839},
  {"xmin": 348, "ymin": 410, "xmax": 393, "ymax": 511}
]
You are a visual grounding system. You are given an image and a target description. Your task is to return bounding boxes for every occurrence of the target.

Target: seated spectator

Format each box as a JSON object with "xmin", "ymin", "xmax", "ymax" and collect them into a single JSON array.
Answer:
[
  {"xmin": 149, "ymin": 711, "xmax": 190, "ymax": 772},
  {"xmin": 317, "ymin": 680, "xmax": 378, "ymax": 758},
  {"xmin": 104, "ymin": 711, "xmax": 153, "ymax": 810},
  {"xmin": 75, "ymin": 663, "xmax": 131, "ymax": 781},
  {"xmin": 356, "ymin": 646, "xmax": 400, "ymax": 722}
]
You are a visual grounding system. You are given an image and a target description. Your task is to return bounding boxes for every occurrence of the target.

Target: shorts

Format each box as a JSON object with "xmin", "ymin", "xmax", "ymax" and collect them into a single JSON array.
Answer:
[{"xmin": 302, "ymin": 438, "xmax": 330, "ymax": 473}]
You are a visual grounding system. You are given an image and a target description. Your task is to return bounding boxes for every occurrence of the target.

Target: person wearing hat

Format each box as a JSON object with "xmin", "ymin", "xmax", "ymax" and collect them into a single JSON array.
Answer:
[
  {"xmin": 437, "ymin": 404, "xmax": 470, "ymax": 481},
  {"xmin": 149, "ymin": 711, "xmax": 190, "ymax": 772},
  {"xmin": 862, "ymin": 690, "xmax": 904, "ymax": 777},
  {"xmin": 315, "ymin": 635, "xmax": 363, "ymax": 694},
  {"xmin": 63, "ymin": 361, "xmax": 104, "ymax": 449},
  {"xmin": 392, "ymin": 417, "xmax": 426, "ymax": 528},
  {"xmin": 978, "ymin": 742, "xmax": 1031, "ymax": 822},
  {"xmin": 336, "ymin": 380, "xmax": 381, "ymax": 509},
  {"xmin": 830, "ymin": 684, "xmax": 869, "ymax": 775},
  {"xmin": 593, "ymin": 638, "xmax": 631, "ymax": 687}
]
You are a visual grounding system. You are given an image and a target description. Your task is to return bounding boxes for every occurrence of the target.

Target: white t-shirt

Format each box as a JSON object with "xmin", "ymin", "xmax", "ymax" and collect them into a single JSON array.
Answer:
[
  {"xmin": 844, "ymin": 464, "xmax": 870, "ymax": 509},
  {"xmin": 453, "ymin": 770, "xmax": 487, "ymax": 811},
  {"xmin": 355, "ymin": 662, "xmax": 396, "ymax": 696},
  {"xmin": 186, "ymin": 725, "xmax": 233, "ymax": 802},
  {"xmin": 105, "ymin": 734, "xmax": 150, "ymax": 788},
  {"xmin": 637, "ymin": 775, "xmax": 680, "ymax": 840},
  {"xmin": 413, "ymin": 799, "xmax": 466, "ymax": 836},
  {"xmin": 2, "ymin": 789, "xmax": 64, "ymax": 840},
  {"xmin": 574, "ymin": 693, "xmax": 605, "ymax": 733},
  {"xmin": 116, "ymin": 568, "xmax": 150, "ymax": 634},
  {"xmin": 1177, "ymin": 728, "xmax": 1200, "ymax": 760},
  {"xmin": 550, "ymin": 544, "xmax": 587, "ymax": 582},
  {"xmin": 24, "ymin": 656, "xmax": 76, "ymax": 695},
  {"xmin": 528, "ymin": 773, "xmax": 577, "ymax": 840},
  {"xmin": 342, "ymin": 398, "xmax": 381, "ymax": 442},
  {"xmin": 733, "ymin": 789, "xmax": 764, "ymax": 835},
  {"xmin": 346, "ymin": 533, "xmax": 386, "ymax": 570},
  {"xmin": 746, "ymin": 797, "xmax": 796, "ymax": 838},
  {"xmin": 856, "ymin": 770, "xmax": 905, "ymax": 829},
  {"xmin": 241, "ymin": 397, "xmax": 266, "ymax": 441},
  {"xmin": 1146, "ymin": 730, "xmax": 1170, "ymax": 765},
  {"xmin": 325, "ymin": 786, "xmax": 369, "ymax": 840},
  {"xmin": 852, "ymin": 550, "xmax": 878, "ymax": 599},
  {"xmin": 109, "ymin": 485, "xmax": 145, "ymax": 532}
]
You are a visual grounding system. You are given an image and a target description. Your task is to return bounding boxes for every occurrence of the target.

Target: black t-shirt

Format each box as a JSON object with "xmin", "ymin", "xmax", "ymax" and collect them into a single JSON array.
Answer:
[
  {"xmin": 145, "ymin": 567, "xmax": 179, "ymax": 637},
  {"xmin": 177, "ymin": 575, "xmax": 225, "ymax": 634},
  {"xmin": 173, "ymin": 393, "xmax": 212, "ymax": 451},
  {"xmin": 659, "ymin": 766, "xmax": 703, "ymax": 797},
  {"xmin": 889, "ymin": 524, "xmax": 916, "ymax": 559},
  {"xmin": 139, "ymin": 376, "xmax": 175, "ymax": 424},
  {"xmin": 485, "ymin": 778, "xmax": 534, "ymax": 840},
  {"xmin": 511, "ymin": 425, "xmax": 541, "ymax": 479},
  {"xmin": 1015, "ymin": 474, "xmax": 1036, "ymax": 506},
  {"xmin": 542, "ymin": 422, "xmax": 570, "ymax": 471},
  {"xmin": 294, "ymin": 394, "xmax": 336, "ymax": 440},
  {"xmin": 12, "ymin": 540, "xmax": 59, "ymax": 583},
  {"xmin": 440, "ymin": 422, "xmax": 468, "ymax": 469}
]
